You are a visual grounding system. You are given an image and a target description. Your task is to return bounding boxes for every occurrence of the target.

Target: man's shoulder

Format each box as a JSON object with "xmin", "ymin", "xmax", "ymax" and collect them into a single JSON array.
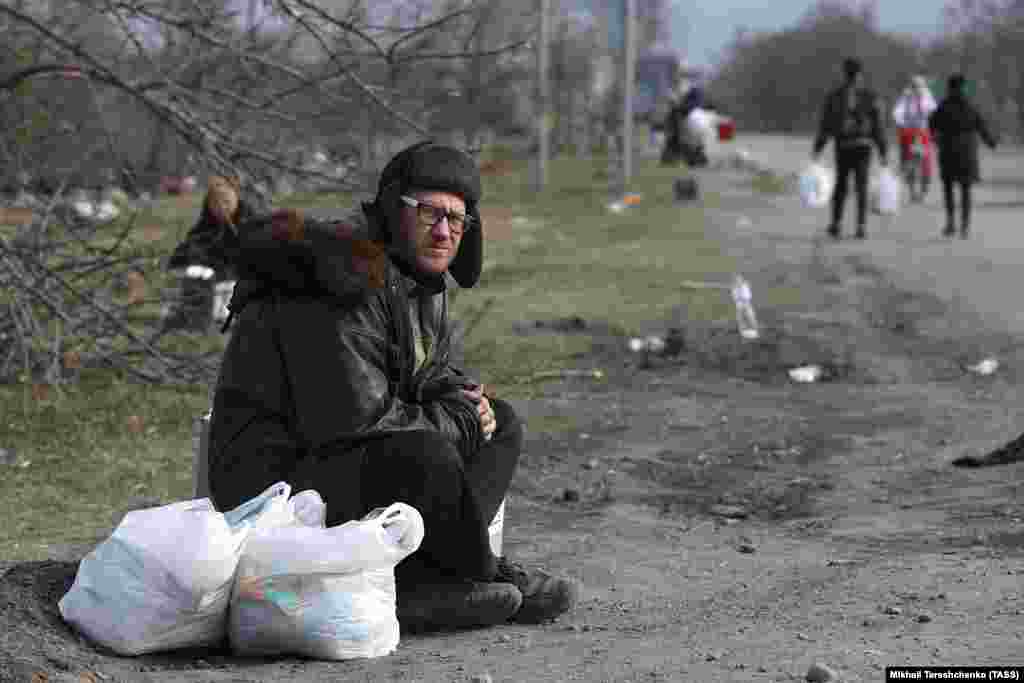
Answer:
[{"xmin": 237, "ymin": 206, "xmax": 391, "ymax": 298}]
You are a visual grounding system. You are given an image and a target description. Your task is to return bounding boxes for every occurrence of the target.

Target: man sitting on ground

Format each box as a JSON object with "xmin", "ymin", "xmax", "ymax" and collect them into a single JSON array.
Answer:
[{"xmin": 204, "ymin": 141, "xmax": 579, "ymax": 632}]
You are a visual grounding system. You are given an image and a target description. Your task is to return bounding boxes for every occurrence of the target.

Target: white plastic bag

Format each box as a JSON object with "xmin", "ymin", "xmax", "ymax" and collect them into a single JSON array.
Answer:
[
  {"xmin": 798, "ymin": 162, "xmax": 834, "ymax": 208},
  {"xmin": 685, "ymin": 108, "xmax": 715, "ymax": 144},
  {"xmin": 229, "ymin": 502, "xmax": 425, "ymax": 661},
  {"xmin": 876, "ymin": 166, "xmax": 902, "ymax": 215},
  {"xmin": 58, "ymin": 482, "xmax": 305, "ymax": 655}
]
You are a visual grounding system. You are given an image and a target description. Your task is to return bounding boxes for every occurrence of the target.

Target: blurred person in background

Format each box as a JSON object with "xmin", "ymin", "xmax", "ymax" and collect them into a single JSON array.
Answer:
[
  {"xmin": 892, "ymin": 75, "xmax": 938, "ymax": 202},
  {"xmin": 928, "ymin": 73, "xmax": 999, "ymax": 239},
  {"xmin": 812, "ymin": 57, "xmax": 889, "ymax": 240}
]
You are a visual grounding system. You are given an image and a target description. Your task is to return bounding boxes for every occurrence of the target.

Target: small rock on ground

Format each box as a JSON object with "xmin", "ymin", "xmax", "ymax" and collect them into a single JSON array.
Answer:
[{"xmin": 806, "ymin": 662, "xmax": 838, "ymax": 682}]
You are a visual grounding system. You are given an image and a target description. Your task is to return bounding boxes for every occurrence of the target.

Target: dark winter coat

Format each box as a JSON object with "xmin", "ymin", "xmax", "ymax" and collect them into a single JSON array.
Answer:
[
  {"xmin": 928, "ymin": 93, "xmax": 998, "ymax": 184},
  {"xmin": 813, "ymin": 83, "xmax": 888, "ymax": 159},
  {"xmin": 167, "ymin": 200, "xmax": 257, "ymax": 281},
  {"xmin": 661, "ymin": 88, "xmax": 716, "ymax": 166},
  {"xmin": 206, "ymin": 207, "xmax": 486, "ymax": 520}
]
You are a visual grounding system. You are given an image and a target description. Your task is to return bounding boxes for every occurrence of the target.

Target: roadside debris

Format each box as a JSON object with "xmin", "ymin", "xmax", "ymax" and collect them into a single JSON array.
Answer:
[
  {"xmin": 789, "ymin": 365, "xmax": 823, "ymax": 383},
  {"xmin": 965, "ymin": 357, "xmax": 999, "ymax": 375},
  {"xmin": 607, "ymin": 194, "xmax": 643, "ymax": 213},
  {"xmin": 805, "ymin": 662, "xmax": 838, "ymax": 682},
  {"xmin": 673, "ymin": 177, "xmax": 699, "ymax": 201},
  {"xmin": 528, "ymin": 369, "xmax": 605, "ymax": 382},
  {"xmin": 731, "ymin": 274, "xmax": 760, "ymax": 340},
  {"xmin": 709, "ymin": 504, "xmax": 749, "ymax": 519}
]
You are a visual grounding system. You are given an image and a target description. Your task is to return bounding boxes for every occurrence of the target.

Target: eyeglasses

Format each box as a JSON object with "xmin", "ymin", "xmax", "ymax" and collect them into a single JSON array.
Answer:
[{"xmin": 400, "ymin": 195, "xmax": 473, "ymax": 236}]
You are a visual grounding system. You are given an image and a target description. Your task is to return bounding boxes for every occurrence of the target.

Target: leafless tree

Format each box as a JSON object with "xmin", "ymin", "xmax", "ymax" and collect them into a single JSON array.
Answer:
[{"xmin": 0, "ymin": 0, "xmax": 534, "ymax": 388}]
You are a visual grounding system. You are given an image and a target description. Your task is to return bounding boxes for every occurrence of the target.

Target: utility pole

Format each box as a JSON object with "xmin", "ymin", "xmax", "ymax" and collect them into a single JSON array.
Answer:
[
  {"xmin": 534, "ymin": 0, "xmax": 550, "ymax": 192},
  {"xmin": 622, "ymin": 0, "xmax": 636, "ymax": 190}
]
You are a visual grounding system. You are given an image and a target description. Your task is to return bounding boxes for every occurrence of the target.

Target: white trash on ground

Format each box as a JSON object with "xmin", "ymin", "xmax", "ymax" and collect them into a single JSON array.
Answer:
[
  {"xmin": 228, "ymin": 502, "xmax": 425, "ymax": 661},
  {"xmin": 58, "ymin": 482, "xmax": 311, "ymax": 656},
  {"xmin": 789, "ymin": 365, "xmax": 823, "ymax": 383},
  {"xmin": 798, "ymin": 163, "xmax": 834, "ymax": 208},
  {"xmin": 966, "ymin": 358, "xmax": 999, "ymax": 375},
  {"xmin": 731, "ymin": 275, "xmax": 760, "ymax": 340}
]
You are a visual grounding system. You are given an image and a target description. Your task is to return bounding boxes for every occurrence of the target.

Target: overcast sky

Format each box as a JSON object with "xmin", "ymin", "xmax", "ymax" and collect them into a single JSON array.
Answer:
[{"xmin": 668, "ymin": 0, "xmax": 951, "ymax": 67}]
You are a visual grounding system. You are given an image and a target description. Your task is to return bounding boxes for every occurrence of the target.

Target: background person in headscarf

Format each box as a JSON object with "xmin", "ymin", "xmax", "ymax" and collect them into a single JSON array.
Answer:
[
  {"xmin": 892, "ymin": 75, "xmax": 938, "ymax": 201},
  {"xmin": 928, "ymin": 73, "xmax": 999, "ymax": 239}
]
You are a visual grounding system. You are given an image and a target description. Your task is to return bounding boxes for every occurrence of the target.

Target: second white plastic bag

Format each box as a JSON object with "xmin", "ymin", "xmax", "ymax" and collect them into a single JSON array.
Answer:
[
  {"xmin": 876, "ymin": 166, "xmax": 902, "ymax": 215},
  {"xmin": 229, "ymin": 502, "xmax": 425, "ymax": 660},
  {"xmin": 798, "ymin": 162, "xmax": 834, "ymax": 208}
]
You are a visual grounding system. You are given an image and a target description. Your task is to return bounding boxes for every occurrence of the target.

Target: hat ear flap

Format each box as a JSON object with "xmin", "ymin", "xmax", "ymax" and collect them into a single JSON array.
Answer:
[{"xmin": 449, "ymin": 203, "xmax": 482, "ymax": 288}]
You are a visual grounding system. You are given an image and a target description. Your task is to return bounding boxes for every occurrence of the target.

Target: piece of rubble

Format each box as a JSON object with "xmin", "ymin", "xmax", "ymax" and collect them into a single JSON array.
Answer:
[
  {"xmin": 806, "ymin": 662, "xmax": 838, "ymax": 682},
  {"xmin": 709, "ymin": 504, "xmax": 749, "ymax": 519}
]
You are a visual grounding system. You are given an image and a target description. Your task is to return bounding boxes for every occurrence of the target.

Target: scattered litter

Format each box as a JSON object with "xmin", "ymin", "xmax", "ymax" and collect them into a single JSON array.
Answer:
[
  {"xmin": 184, "ymin": 265, "xmax": 215, "ymax": 281},
  {"xmin": 680, "ymin": 280, "xmax": 729, "ymax": 291},
  {"xmin": 559, "ymin": 488, "xmax": 580, "ymax": 503},
  {"xmin": 884, "ymin": 605, "xmax": 903, "ymax": 616},
  {"xmin": 645, "ymin": 335, "xmax": 666, "ymax": 353},
  {"xmin": 737, "ymin": 543, "xmax": 757, "ymax": 554},
  {"xmin": 606, "ymin": 194, "xmax": 642, "ymax": 213},
  {"xmin": 673, "ymin": 177, "xmax": 699, "ymax": 201},
  {"xmin": 628, "ymin": 337, "xmax": 646, "ymax": 353},
  {"xmin": 805, "ymin": 662, "xmax": 838, "ymax": 682},
  {"xmin": 709, "ymin": 504, "xmax": 749, "ymax": 519},
  {"xmin": 731, "ymin": 275, "xmax": 760, "ymax": 340},
  {"xmin": 966, "ymin": 358, "xmax": 999, "ymax": 375},
  {"xmin": 789, "ymin": 365, "xmax": 822, "ymax": 383},
  {"xmin": 529, "ymin": 369, "xmax": 605, "ymax": 381},
  {"xmin": 0, "ymin": 207, "xmax": 35, "ymax": 225},
  {"xmin": 916, "ymin": 613, "xmax": 932, "ymax": 623}
]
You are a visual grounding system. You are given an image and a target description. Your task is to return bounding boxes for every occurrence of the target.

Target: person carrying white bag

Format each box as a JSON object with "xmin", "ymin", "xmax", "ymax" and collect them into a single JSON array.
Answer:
[
  {"xmin": 229, "ymin": 502, "xmax": 424, "ymax": 660},
  {"xmin": 58, "ymin": 482, "xmax": 318, "ymax": 656}
]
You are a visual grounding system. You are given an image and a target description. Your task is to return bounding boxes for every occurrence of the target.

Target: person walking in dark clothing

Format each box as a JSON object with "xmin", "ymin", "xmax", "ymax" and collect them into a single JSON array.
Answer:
[
  {"xmin": 928, "ymin": 73, "xmax": 999, "ymax": 239},
  {"xmin": 812, "ymin": 58, "xmax": 889, "ymax": 240}
]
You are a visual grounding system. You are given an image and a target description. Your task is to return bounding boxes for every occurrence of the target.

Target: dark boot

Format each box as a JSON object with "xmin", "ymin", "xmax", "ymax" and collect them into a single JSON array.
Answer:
[
  {"xmin": 494, "ymin": 556, "xmax": 580, "ymax": 624},
  {"xmin": 960, "ymin": 224, "xmax": 970, "ymax": 239},
  {"xmin": 397, "ymin": 580, "xmax": 523, "ymax": 633},
  {"xmin": 942, "ymin": 222, "xmax": 956, "ymax": 238},
  {"xmin": 826, "ymin": 224, "xmax": 841, "ymax": 240},
  {"xmin": 854, "ymin": 225, "xmax": 867, "ymax": 240}
]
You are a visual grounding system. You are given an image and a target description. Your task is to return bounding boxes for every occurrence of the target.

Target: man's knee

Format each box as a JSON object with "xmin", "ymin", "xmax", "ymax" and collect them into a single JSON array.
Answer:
[{"xmin": 400, "ymin": 430, "xmax": 463, "ymax": 471}]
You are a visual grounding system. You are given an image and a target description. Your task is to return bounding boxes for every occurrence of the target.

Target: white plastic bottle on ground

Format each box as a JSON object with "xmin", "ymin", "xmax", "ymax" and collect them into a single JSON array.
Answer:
[{"xmin": 731, "ymin": 274, "xmax": 760, "ymax": 340}]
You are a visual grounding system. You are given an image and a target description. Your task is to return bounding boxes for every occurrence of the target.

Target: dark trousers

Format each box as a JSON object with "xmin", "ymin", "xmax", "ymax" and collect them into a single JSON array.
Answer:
[
  {"xmin": 298, "ymin": 398, "xmax": 522, "ymax": 586},
  {"xmin": 942, "ymin": 178, "xmax": 972, "ymax": 232},
  {"xmin": 831, "ymin": 145, "xmax": 872, "ymax": 232}
]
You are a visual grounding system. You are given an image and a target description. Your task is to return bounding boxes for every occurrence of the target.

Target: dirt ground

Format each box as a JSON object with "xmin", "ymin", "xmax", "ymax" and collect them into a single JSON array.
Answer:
[{"xmin": 3, "ymin": 138, "xmax": 1024, "ymax": 683}]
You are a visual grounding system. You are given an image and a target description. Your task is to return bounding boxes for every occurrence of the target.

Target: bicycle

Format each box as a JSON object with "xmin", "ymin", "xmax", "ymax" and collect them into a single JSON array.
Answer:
[{"xmin": 901, "ymin": 132, "xmax": 931, "ymax": 204}]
